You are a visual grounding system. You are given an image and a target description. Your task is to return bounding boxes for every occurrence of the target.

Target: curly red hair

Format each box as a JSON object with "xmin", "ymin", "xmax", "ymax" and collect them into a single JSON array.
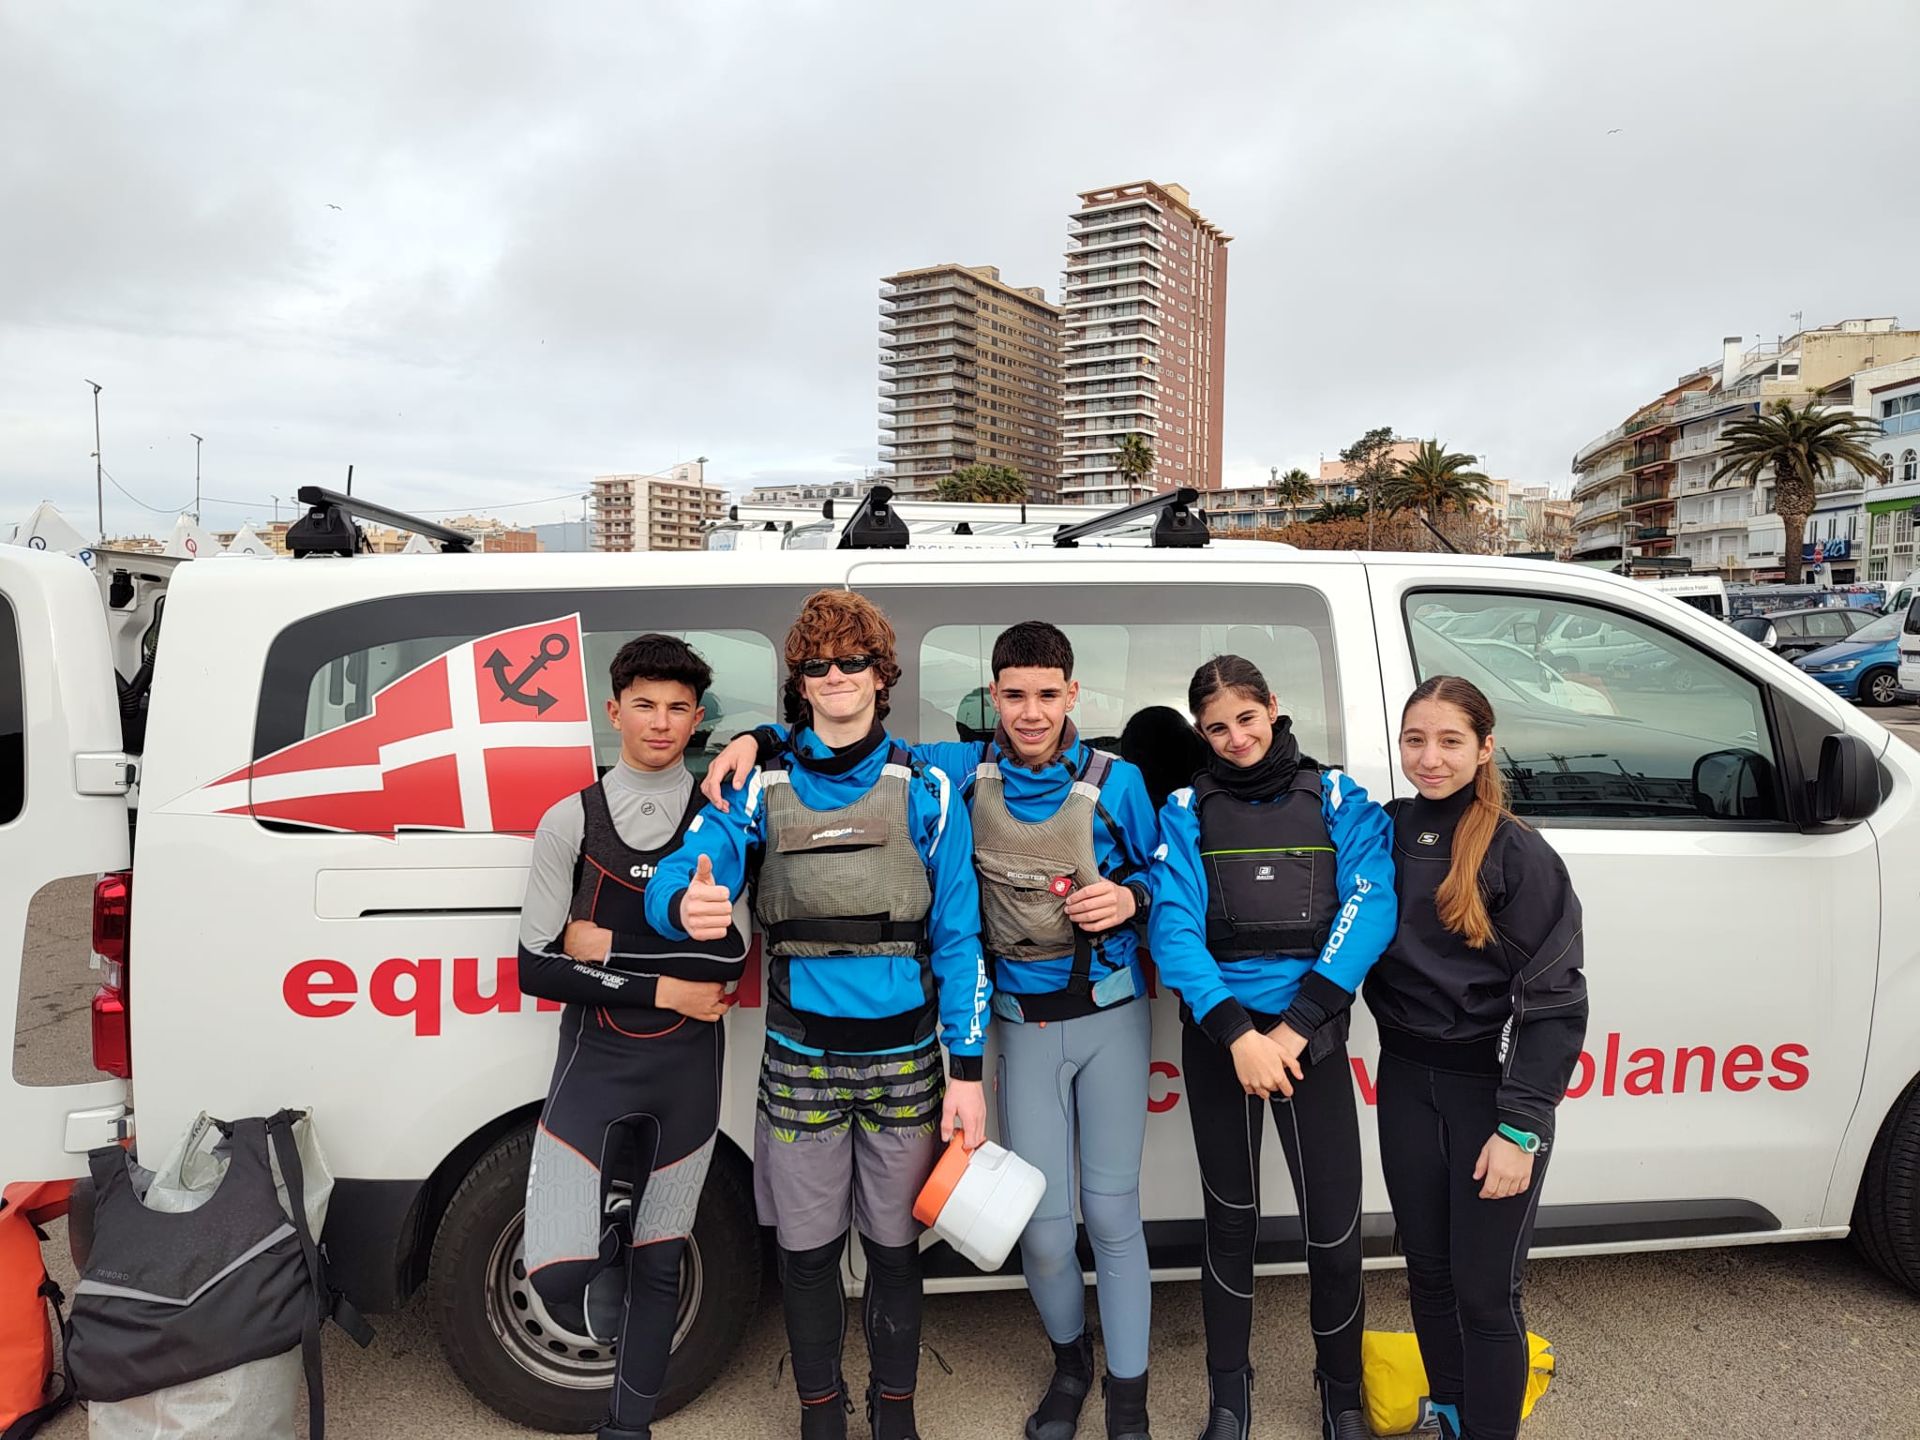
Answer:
[{"xmin": 783, "ymin": 589, "xmax": 903, "ymax": 726}]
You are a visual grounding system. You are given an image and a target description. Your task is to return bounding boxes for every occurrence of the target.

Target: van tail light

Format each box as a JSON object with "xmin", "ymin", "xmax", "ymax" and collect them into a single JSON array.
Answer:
[{"xmin": 91, "ymin": 871, "xmax": 132, "ymax": 1079}]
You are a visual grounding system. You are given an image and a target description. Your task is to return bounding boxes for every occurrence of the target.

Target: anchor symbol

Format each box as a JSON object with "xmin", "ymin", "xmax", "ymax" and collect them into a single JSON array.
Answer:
[{"xmin": 484, "ymin": 632, "xmax": 571, "ymax": 714}]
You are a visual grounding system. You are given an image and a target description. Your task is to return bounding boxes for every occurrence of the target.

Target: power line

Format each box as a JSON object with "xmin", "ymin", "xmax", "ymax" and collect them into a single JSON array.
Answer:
[{"xmin": 100, "ymin": 466, "xmax": 192, "ymax": 515}]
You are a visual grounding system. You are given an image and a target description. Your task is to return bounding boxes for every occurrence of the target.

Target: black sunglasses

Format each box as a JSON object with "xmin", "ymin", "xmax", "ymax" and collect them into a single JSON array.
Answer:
[{"xmin": 797, "ymin": 655, "xmax": 877, "ymax": 679}]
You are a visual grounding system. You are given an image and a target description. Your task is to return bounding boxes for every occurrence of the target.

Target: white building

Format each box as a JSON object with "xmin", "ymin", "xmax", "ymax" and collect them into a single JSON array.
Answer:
[
  {"xmin": 1860, "ymin": 371, "xmax": 1920, "ymax": 581},
  {"xmin": 590, "ymin": 461, "xmax": 727, "ymax": 553}
]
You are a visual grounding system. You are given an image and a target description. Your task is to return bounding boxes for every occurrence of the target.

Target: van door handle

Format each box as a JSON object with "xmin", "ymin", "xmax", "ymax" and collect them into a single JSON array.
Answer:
[
  {"xmin": 314, "ymin": 867, "xmax": 528, "ymax": 919},
  {"xmin": 74, "ymin": 752, "xmax": 134, "ymax": 795}
]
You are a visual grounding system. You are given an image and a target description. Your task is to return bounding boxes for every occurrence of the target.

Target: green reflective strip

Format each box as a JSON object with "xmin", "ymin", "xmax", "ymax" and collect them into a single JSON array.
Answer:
[{"xmin": 1199, "ymin": 846, "xmax": 1334, "ymax": 857}]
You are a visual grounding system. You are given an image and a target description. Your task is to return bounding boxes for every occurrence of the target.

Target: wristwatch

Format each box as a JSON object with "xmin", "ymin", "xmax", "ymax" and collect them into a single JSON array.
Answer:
[{"xmin": 1496, "ymin": 1123, "xmax": 1542, "ymax": 1154}]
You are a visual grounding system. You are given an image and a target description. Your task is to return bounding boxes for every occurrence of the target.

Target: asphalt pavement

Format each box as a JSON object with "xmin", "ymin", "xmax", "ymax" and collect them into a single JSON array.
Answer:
[{"xmin": 18, "ymin": 712, "xmax": 1920, "ymax": 1439}]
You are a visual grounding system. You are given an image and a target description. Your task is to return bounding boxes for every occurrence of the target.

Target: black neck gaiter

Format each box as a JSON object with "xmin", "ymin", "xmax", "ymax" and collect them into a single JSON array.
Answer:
[{"xmin": 1203, "ymin": 716, "xmax": 1307, "ymax": 802}]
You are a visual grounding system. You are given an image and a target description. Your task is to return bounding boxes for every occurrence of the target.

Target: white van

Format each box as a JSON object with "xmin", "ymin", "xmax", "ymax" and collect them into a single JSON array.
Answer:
[
  {"xmin": 1642, "ymin": 574, "xmax": 1730, "ymax": 621},
  {"xmin": 6, "ymin": 540, "xmax": 1920, "ymax": 1428}
]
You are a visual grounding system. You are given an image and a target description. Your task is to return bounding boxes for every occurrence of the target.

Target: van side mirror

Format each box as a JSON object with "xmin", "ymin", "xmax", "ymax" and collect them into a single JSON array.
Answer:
[
  {"xmin": 1810, "ymin": 732, "xmax": 1880, "ymax": 825},
  {"xmin": 1512, "ymin": 620, "xmax": 1540, "ymax": 648},
  {"xmin": 1691, "ymin": 748, "xmax": 1775, "ymax": 821},
  {"xmin": 1759, "ymin": 623, "xmax": 1779, "ymax": 649}
]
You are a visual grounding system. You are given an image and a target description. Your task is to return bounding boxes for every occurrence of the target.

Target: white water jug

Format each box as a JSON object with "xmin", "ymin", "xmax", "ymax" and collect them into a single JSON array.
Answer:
[{"xmin": 912, "ymin": 1136, "xmax": 1047, "ymax": 1271}]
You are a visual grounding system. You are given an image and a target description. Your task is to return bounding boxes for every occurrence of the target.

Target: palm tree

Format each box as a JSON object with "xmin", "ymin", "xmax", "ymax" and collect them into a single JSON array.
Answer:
[
  {"xmin": 1377, "ymin": 439, "xmax": 1491, "ymax": 551},
  {"xmin": 1272, "ymin": 467, "xmax": 1316, "ymax": 524},
  {"xmin": 935, "ymin": 465, "xmax": 1029, "ymax": 503},
  {"xmin": 1115, "ymin": 433, "xmax": 1155, "ymax": 496},
  {"xmin": 1711, "ymin": 399, "xmax": 1888, "ymax": 584}
]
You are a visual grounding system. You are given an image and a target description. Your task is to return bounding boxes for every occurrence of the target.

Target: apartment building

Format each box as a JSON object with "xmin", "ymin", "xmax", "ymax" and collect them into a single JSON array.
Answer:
[
  {"xmin": 746, "ymin": 476, "xmax": 875, "ymax": 507},
  {"xmin": 1507, "ymin": 486, "xmax": 1578, "ymax": 555},
  {"xmin": 1060, "ymin": 181, "xmax": 1230, "ymax": 504},
  {"xmin": 1571, "ymin": 318, "xmax": 1920, "ymax": 579},
  {"xmin": 879, "ymin": 264, "xmax": 1062, "ymax": 501},
  {"xmin": 591, "ymin": 461, "xmax": 727, "ymax": 552}
]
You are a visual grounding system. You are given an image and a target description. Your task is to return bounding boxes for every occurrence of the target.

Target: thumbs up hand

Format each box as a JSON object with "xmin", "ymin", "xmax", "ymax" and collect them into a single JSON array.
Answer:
[{"xmin": 682, "ymin": 853, "xmax": 735, "ymax": 941}]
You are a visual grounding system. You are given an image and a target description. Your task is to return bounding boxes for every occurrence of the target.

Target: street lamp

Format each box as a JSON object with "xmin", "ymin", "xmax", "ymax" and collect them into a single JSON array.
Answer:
[
  {"xmin": 189, "ymin": 433, "xmax": 204, "ymax": 522},
  {"xmin": 85, "ymin": 380, "xmax": 103, "ymax": 543}
]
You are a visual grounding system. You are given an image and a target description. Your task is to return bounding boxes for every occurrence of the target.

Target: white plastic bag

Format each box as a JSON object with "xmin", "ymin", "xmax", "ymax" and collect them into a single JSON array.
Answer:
[
  {"xmin": 135, "ymin": 1110, "xmax": 333, "ymax": 1239},
  {"xmin": 89, "ymin": 1351, "xmax": 301, "ymax": 1440}
]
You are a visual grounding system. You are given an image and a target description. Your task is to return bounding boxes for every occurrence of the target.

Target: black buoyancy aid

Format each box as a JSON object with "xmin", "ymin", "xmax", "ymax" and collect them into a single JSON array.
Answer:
[
  {"xmin": 67, "ymin": 1117, "xmax": 309, "ymax": 1404},
  {"xmin": 1193, "ymin": 766, "xmax": 1340, "ymax": 959},
  {"xmin": 570, "ymin": 781, "xmax": 745, "ymax": 990}
]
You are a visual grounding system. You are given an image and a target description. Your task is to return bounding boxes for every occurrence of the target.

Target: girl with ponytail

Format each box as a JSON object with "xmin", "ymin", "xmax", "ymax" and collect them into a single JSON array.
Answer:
[{"xmin": 1363, "ymin": 677, "xmax": 1589, "ymax": 1440}]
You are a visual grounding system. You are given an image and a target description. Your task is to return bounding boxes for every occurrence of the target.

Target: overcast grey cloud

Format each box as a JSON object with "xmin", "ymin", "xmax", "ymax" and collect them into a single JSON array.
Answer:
[{"xmin": 3, "ymin": 0, "xmax": 1917, "ymax": 537}]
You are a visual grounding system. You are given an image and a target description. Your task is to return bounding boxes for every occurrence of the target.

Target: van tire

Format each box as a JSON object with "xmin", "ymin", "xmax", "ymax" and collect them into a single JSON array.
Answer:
[
  {"xmin": 427, "ymin": 1123, "xmax": 763, "ymax": 1432},
  {"xmin": 1853, "ymin": 1075, "xmax": 1920, "ymax": 1293}
]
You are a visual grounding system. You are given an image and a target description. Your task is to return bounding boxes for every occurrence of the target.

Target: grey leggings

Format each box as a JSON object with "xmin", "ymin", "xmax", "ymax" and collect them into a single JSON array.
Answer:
[{"xmin": 994, "ymin": 998, "xmax": 1152, "ymax": 1379}]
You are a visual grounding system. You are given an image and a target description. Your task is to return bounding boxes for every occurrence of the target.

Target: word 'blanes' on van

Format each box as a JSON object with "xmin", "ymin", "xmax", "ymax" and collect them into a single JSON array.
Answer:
[{"xmin": 4, "ymin": 541, "xmax": 1918, "ymax": 1430}]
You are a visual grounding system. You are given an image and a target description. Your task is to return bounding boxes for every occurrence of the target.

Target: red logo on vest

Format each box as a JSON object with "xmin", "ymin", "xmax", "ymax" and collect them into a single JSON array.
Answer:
[{"xmin": 205, "ymin": 615, "xmax": 597, "ymax": 836}]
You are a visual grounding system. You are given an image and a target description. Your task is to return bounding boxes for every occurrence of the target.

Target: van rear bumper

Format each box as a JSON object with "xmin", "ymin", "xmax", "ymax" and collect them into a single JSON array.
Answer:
[{"xmin": 320, "ymin": 1177, "xmax": 430, "ymax": 1313}]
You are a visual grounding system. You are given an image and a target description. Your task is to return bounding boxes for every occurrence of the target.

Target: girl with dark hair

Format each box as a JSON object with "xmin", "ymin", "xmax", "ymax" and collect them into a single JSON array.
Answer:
[
  {"xmin": 1148, "ymin": 655, "xmax": 1397, "ymax": 1440},
  {"xmin": 1365, "ymin": 676, "xmax": 1588, "ymax": 1440}
]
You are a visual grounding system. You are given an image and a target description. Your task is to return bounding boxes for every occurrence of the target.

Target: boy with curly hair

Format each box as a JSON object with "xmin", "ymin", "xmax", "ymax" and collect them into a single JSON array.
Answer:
[{"xmin": 645, "ymin": 589, "xmax": 989, "ymax": 1440}]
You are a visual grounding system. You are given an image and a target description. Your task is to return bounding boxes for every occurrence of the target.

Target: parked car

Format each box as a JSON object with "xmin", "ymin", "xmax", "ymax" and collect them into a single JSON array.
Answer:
[
  {"xmin": 7, "ymin": 540, "xmax": 1920, "ymax": 1429},
  {"xmin": 1743, "ymin": 605, "xmax": 1882, "ymax": 660},
  {"xmin": 1795, "ymin": 611, "xmax": 1911, "ymax": 707}
]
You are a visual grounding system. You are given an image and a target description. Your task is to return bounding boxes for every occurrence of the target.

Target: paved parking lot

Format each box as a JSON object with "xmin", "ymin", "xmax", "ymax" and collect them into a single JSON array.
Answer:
[{"xmin": 20, "ymin": 711, "xmax": 1920, "ymax": 1438}]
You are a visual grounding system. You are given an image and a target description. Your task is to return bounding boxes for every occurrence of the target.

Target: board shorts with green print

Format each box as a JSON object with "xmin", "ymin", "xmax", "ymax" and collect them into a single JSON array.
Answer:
[{"xmin": 753, "ymin": 1033, "xmax": 946, "ymax": 1250}]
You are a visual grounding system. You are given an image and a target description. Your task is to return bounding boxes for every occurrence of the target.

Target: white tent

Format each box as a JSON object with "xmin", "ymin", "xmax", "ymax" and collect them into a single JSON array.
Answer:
[
  {"xmin": 224, "ymin": 524, "xmax": 275, "ymax": 558},
  {"xmin": 400, "ymin": 532, "xmax": 437, "ymax": 555},
  {"xmin": 9, "ymin": 502, "xmax": 95, "ymax": 563},
  {"xmin": 164, "ymin": 514, "xmax": 225, "ymax": 560}
]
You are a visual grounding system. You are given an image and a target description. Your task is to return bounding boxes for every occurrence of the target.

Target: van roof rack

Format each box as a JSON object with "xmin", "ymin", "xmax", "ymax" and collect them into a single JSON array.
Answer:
[
  {"xmin": 1052, "ymin": 488, "xmax": 1208, "ymax": 549},
  {"xmin": 836, "ymin": 485, "xmax": 910, "ymax": 550},
  {"xmin": 286, "ymin": 485, "xmax": 477, "ymax": 558}
]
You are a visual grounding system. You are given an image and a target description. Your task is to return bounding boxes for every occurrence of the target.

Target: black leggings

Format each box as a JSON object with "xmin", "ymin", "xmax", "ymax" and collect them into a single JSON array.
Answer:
[
  {"xmin": 780, "ymin": 1232, "xmax": 923, "ymax": 1406},
  {"xmin": 1377, "ymin": 1053, "xmax": 1550, "ymax": 1440},
  {"xmin": 524, "ymin": 1006, "xmax": 723, "ymax": 1435},
  {"xmin": 1182, "ymin": 1021, "xmax": 1365, "ymax": 1409}
]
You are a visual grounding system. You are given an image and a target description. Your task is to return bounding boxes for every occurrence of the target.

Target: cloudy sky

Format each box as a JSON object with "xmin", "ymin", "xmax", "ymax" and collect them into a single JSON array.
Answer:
[{"xmin": 3, "ymin": 0, "xmax": 1916, "ymax": 538}]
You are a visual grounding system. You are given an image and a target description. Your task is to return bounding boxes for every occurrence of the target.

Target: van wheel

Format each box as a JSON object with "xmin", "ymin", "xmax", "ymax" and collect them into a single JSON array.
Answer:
[
  {"xmin": 427, "ymin": 1124, "xmax": 763, "ymax": 1432},
  {"xmin": 1853, "ymin": 1075, "xmax": 1920, "ymax": 1293},
  {"xmin": 1862, "ymin": 667, "xmax": 1901, "ymax": 707}
]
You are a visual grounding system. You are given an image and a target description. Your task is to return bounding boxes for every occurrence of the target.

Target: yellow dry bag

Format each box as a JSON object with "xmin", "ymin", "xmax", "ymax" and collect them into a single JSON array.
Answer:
[{"xmin": 1360, "ymin": 1329, "xmax": 1555, "ymax": 1435}]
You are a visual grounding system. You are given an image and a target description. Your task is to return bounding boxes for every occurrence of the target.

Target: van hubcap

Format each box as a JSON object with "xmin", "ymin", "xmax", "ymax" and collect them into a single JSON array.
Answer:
[{"xmin": 485, "ymin": 1210, "xmax": 702, "ymax": 1389}]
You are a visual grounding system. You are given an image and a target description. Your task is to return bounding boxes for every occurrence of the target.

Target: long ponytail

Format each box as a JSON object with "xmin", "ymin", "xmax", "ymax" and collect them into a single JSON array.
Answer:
[{"xmin": 1404, "ymin": 675, "xmax": 1514, "ymax": 949}]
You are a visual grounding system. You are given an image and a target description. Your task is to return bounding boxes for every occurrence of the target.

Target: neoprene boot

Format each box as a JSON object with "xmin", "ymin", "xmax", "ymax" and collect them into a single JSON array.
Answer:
[
  {"xmin": 1316, "ymin": 1369, "xmax": 1368, "ymax": 1440},
  {"xmin": 1103, "ymin": 1370, "xmax": 1151, "ymax": 1440},
  {"xmin": 1195, "ymin": 1366, "xmax": 1251, "ymax": 1440},
  {"xmin": 1026, "ymin": 1333, "xmax": 1096, "ymax": 1440},
  {"xmin": 799, "ymin": 1380, "xmax": 850, "ymax": 1440},
  {"xmin": 596, "ymin": 1423, "xmax": 651, "ymax": 1440},
  {"xmin": 1422, "ymin": 1399, "xmax": 1463, "ymax": 1440},
  {"xmin": 866, "ymin": 1379, "xmax": 921, "ymax": 1440}
]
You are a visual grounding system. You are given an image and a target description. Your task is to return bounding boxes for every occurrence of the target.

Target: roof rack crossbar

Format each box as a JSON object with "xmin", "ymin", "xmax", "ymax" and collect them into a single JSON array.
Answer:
[
  {"xmin": 287, "ymin": 485, "xmax": 477, "ymax": 557},
  {"xmin": 1052, "ymin": 487, "xmax": 1208, "ymax": 549}
]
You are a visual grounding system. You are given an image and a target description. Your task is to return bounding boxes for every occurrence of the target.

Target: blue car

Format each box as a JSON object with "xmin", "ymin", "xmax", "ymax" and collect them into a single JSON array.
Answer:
[{"xmin": 1794, "ymin": 610, "xmax": 1910, "ymax": 706}]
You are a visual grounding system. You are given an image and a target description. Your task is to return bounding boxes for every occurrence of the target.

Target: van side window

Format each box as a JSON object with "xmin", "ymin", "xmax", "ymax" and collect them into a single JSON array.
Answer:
[
  {"xmin": 1404, "ymin": 592, "xmax": 1781, "ymax": 823},
  {"xmin": 300, "ymin": 628, "xmax": 778, "ymax": 776},
  {"xmin": 256, "ymin": 589, "xmax": 806, "ymax": 834},
  {"xmin": 0, "ymin": 596, "xmax": 21, "ymax": 826},
  {"xmin": 873, "ymin": 583, "xmax": 1341, "ymax": 790}
]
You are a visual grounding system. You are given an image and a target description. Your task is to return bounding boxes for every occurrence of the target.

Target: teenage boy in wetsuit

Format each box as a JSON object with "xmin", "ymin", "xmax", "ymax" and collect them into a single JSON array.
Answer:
[
  {"xmin": 646, "ymin": 589, "xmax": 990, "ymax": 1440},
  {"xmin": 517, "ymin": 634, "xmax": 749, "ymax": 1440},
  {"xmin": 705, "ymin": 619, "xmax": 1161, "ymax": 1440}
]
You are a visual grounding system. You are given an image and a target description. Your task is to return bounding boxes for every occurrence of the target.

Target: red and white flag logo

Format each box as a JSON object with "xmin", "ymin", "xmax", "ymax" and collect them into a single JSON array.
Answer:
[{"xmin": 193, "ymin": 615, "xmax": 598, "ymax": 836}]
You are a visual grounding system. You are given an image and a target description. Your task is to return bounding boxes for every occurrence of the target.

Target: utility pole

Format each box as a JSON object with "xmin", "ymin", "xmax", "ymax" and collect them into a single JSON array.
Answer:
[
  {"xmin": 190, "ymin": 433, "xmax": 204, "ymax": 522},
  {"xmin": 85, "ymin": 379, "xmax": 103, "ymax": 542}
]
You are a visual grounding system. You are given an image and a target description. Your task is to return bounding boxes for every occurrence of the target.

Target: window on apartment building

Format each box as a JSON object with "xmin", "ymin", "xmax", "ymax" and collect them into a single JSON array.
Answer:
[{"xmin": 1905, "ymin": 450, "xmax": 1919, "ymax": 486}]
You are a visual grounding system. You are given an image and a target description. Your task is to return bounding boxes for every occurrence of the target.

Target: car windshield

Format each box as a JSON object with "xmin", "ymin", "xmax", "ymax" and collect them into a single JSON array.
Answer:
[
  {"xmin": 1846, "ymin": 612, "xmax": 1902, "ymax": 644},
  {"xmin": 1732, "ymin": 617, "xmax": 1773, "ymax": 640}
]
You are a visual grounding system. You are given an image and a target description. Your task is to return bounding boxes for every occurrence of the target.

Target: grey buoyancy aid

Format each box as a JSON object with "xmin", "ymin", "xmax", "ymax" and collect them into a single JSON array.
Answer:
[
  {"xmin": 1194, "ymin": 766, "xmax": 1340, "ymax": 959},
  {"xmin": 970, "ymin": 748, "xmax": 1140, "ymax": 1008},
  {"xmin": 65, "ymin": 1112, "xmax": 367, "ymax": 1438},
  {"xmin": 570, "ymin": 778, "xmax": 745, "ymax": 989},
  {"xmin": 754, "ymin": 744, "xmax": 933, "ymax": 958}
]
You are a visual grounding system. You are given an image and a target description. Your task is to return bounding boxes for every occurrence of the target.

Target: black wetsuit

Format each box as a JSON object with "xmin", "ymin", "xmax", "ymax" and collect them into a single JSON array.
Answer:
[
  {"xmin": 1364, "ymin": 788, "xmax": 1587, "ymax": 1440},
  {"xmin": 516, "ymin": 762, "xmax": 746, "ymax": 1440}
]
